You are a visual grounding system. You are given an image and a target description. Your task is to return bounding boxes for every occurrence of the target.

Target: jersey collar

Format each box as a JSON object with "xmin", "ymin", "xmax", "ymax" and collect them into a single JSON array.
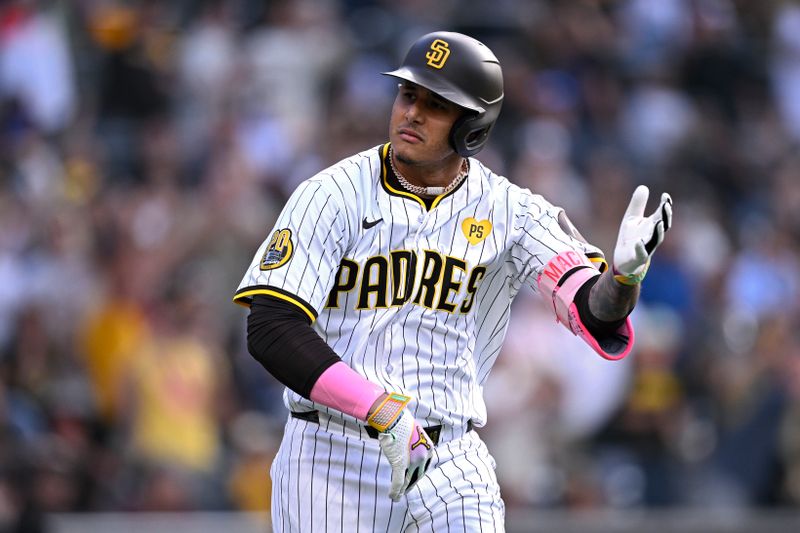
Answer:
[{"xmin": 379, "ymin": 143, "xmax": 468, "ymax": 211}]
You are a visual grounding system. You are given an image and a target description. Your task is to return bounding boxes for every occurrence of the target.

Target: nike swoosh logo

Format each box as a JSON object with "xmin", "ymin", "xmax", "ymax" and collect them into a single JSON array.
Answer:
[{"xmin": 362, "ymin": 217, "xmax": 383, "ymax": 229}]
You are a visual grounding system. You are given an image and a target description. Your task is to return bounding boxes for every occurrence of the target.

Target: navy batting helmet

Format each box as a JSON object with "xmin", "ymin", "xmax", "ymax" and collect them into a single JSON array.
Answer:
[{"xmin": 383, "ymin": 31, "xmax": 504, "ymax": 157}]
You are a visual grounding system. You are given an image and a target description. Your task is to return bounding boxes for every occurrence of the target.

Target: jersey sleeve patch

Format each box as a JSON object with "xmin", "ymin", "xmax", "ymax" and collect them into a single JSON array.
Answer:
[{"xmin": 260, "ymin": 228, "xmax": 294, "ymax": 270}]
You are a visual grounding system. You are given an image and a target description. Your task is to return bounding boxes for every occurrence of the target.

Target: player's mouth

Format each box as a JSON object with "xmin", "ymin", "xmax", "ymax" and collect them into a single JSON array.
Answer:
[{"xmin": 397, "ymin": 127, "xmax": 424, "ymax": 143}]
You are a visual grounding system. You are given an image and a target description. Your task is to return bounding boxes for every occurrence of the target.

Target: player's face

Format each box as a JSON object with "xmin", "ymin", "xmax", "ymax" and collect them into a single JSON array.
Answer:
[{"xmin": 389, "ymin": 82, "xmax": 462, "ymax": 166}]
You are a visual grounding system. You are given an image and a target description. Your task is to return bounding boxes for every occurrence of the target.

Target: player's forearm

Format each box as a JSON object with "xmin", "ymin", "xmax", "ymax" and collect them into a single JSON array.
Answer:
[
  {"xmin": 248, "ymin": 295, "xmax": 385, "ymax": 421},
  {"xmin": 587, "ymin": 270, "xmax": 640, "ymax": 322},
  {"xmin": 310, "ymin": 362, "xmax": 384, "ymax": 421},
  {"xmin": 247, "ymin": 294, "xmax": 342, "ymax": 398}
]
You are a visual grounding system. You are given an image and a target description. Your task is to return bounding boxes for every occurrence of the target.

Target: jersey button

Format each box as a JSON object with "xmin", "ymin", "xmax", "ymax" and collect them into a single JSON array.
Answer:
[
  {"xmin": 417, "ymin": 215, "xmax": 425, "ymax": 223},
  {"xmin": 386, "ymin": 364, "xmax": 394, "ymax": 373}
]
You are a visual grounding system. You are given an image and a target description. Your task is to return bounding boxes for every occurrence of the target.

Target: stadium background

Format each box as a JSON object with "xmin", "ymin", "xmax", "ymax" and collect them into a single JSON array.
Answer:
[{"xmin": 1, "ymin": 0, "xmax": 800, "ymax": 531}]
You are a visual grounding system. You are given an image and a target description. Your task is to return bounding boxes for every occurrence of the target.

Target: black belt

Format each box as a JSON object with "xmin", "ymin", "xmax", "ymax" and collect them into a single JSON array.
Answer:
[{"xmin": 290, "ymin": 410, "xmax": 474, "ymax": 446}]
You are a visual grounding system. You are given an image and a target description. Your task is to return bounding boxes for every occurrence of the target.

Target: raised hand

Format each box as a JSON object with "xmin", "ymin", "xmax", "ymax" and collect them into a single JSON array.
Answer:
[{"xmin": 612, "ymin": 185, "xmax": 673, "ymax": 285}]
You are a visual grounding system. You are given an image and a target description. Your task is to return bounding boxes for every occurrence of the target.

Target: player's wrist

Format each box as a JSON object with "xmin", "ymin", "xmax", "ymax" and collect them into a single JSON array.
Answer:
[
  {"xmin": 367, "ymin": 392, "xmax": 389, "ymax": 418},
  {"xmin": 367, "ymin": 392, "xmax": 411, "ymax": 433},
  {"xmin": 611, "ymin": 259, "xmax": 649, "ymax": 286},
  {"xmin": 309, "ymin": 362, "xmax": 386, "ymax": 421}
]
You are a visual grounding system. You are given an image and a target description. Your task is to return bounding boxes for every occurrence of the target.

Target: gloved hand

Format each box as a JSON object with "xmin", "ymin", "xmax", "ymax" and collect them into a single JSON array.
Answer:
[
  {"xmin": 613, "ymin": 185, "xmax": 673, "ymax": 285},
  {"xmin": 367, "ymin": 393, "xmax": 433, "ymax": 501}
]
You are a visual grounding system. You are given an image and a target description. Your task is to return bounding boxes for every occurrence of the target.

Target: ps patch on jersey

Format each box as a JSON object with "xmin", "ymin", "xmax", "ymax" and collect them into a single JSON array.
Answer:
[
  {"xmin": 462, "ymin": 218, "xmax": 492, "ymax": 245},
  {"xmin": 260, "ymin": 228, "xmax": 294, "ymax": 270}
]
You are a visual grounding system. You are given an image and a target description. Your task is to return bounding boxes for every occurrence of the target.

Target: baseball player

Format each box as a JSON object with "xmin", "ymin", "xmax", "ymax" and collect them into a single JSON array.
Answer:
[{"xmin": 234, "ymin": 31, "xmax": 672, "ymax": 531}]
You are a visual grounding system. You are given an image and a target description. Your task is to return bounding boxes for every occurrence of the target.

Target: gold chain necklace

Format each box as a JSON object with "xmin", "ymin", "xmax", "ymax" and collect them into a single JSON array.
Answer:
[{"xmin": 389, "ymin": 148, "xmax": 469, "ymax": 197}]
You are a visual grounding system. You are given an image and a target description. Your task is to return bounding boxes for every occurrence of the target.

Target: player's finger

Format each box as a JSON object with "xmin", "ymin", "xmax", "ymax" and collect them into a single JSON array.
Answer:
[
  {"xmin": 644, "ymin": 221, "xmax": 664, "ymax": 255},
  {"xmin": 648, "ymin": 193, "xmax": 672, "ymax": 223},
  {"xmin": 389, "ymin": 468, "xmax": 404, "ymax": 501},
  {"xmin": 634, "ymin": 239, "xmax": 648, "ymax": 263},
  {"xmin": 662, "ymin": 197, "xmax": 673, "ymax": 232},
  {"xmin": 624, "ymin": 185, "xmax": 649, "ymax": 219},
  {"xmin": 406, "ymin": 467, "xmax": 420, "ymax": 490}
]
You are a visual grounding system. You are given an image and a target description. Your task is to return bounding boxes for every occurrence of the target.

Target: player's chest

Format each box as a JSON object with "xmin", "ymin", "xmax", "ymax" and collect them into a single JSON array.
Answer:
[
  {"xmin": 351, "ymin": 198, "xmax": 504, "ymax": 268},
  {"xmin": 327, "ymin": 200, "xmax": 503, "ymax": 314}
]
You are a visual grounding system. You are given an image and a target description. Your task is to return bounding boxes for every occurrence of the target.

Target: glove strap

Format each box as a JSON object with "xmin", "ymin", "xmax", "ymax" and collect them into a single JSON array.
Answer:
[{"xmin": 367, "ymin": 393, "xmax": 411, "ymax": 433}]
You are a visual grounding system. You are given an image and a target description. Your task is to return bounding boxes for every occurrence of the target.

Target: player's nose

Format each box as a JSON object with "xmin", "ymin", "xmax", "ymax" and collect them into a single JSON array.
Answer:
[{"xmin": 404, "ymin": 101, "xmax": 424, "ymax": 124}]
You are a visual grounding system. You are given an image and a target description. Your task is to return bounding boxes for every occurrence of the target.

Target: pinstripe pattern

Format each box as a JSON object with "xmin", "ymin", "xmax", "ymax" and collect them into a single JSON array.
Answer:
[
  {"xmin": 272, "ymin": 416, "xmax": 504, "ymax": 532},
  {"xmin": 237, "ymin": 143, "xmax": 602, "ymax": 530}
]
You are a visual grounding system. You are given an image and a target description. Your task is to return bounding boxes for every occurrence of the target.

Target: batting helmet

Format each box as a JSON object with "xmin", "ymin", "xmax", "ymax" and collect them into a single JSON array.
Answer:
[{"xmin": 383, "ymin": 31, "xmax": 504, "ymax": 157}]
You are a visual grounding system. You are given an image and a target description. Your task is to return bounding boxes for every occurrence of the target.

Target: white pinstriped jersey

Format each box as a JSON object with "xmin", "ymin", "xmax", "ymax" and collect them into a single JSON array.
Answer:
[{"xmin": 235, "ymin": 142, "xmax": 604, "ymax": 432}]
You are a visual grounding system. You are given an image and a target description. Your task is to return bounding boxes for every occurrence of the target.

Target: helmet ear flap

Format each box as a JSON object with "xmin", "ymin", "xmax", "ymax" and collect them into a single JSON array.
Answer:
[{"xmin": 450, "ymin": 110, "xmax": 497, "ymax": 157}]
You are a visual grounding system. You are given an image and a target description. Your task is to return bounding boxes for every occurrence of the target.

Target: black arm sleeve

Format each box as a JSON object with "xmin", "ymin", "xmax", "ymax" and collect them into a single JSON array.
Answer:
[
  {"xmin": 246, "ymin": 294, "xmax": 341, "ymax": 399},
  {"xmin": 573, "ymin": 275, "xmax": 628, "ymax": 339}
]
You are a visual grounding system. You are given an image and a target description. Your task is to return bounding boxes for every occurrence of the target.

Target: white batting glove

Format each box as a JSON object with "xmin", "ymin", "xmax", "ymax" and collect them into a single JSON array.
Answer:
[
  {"xmin": 613, "ymin": 185, "xmax": 673, "ymax": 285},
  {"xmin": 367, "ymin": 393, "xmax": 433, "ymax": 501}
]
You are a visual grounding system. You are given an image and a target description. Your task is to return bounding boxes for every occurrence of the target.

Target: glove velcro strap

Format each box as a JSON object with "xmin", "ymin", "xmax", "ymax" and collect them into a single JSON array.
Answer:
[
  {"xmin": 537, "ymin": 251, "xmax": 601, "ymax": 327},
  {"xmin": 367, "ymin": 393, "xmax": 411, "ymax": 433}
]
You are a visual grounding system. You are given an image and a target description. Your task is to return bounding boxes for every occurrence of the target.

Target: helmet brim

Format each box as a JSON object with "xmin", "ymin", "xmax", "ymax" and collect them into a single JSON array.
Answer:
[{"xmin": 382, "ymin": 67, "xmax": 485, "ymax": 114}]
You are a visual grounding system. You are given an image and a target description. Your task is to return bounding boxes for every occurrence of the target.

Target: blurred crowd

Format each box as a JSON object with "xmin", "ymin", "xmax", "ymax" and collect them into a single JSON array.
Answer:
[{"xmin": 1, "ymin": 0, "xmax": 800, "ymax": 529}]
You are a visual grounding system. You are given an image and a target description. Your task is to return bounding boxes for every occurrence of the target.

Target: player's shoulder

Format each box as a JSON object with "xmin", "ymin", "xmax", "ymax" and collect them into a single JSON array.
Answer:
[
  {"xmin": 470, "ymin": 159, "xmax": 549, "ymax": 211},
  {"xmin": 282, "ymin": 146, "xmax": 380, "ymax": 231},
  {"xmin": 306, "ymin": 145, "xmax": 383, "ymax": 194}
]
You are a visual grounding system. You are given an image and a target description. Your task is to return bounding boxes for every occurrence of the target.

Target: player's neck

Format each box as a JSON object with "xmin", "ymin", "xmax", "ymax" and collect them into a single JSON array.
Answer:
[{"xmin": 390, "ymin": 149, "xmax": 468, "ymax": 197}]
